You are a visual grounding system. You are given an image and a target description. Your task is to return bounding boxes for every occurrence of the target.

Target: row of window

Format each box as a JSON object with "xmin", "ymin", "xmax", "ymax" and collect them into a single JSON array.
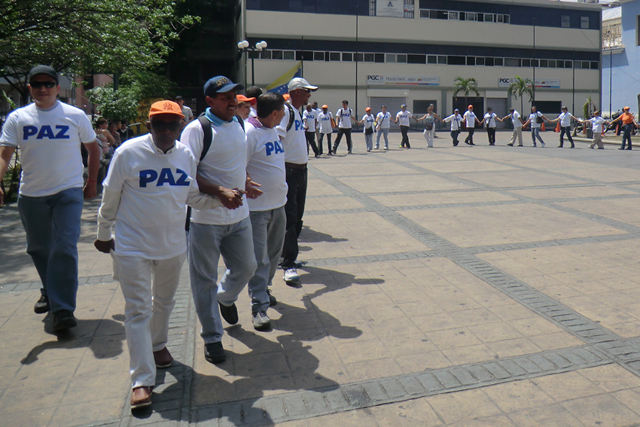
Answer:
[
  {"xmin": 419, "ymin": 9, "xmax": 510, "ymax": 24},
  {"xmin": 250, "ymin": 50, "xmax": 599, "ymax": 70}
]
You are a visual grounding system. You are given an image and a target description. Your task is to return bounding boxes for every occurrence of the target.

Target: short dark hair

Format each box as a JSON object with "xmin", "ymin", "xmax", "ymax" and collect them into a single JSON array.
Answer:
[
  {"xmin": 96, "ymin": 117, "xmax": 108, "ymax": 128},
  {"xmin": 175, "ymin": 95, "xmax": 184, "ymax": 101},
  {"xmin": 342, "ymin": 100, "xmax": 348, "ymax": 105},
  {"xmin": 246, "ymin": 86, "xmax": 263, "ymax": 99},
  {"xmin": 120, "ymin": 119, "xmax": 128, "ymax": 125},
  {"xmin": 257, "ymin": 93, "xmax": 285, "ymax": 118}
]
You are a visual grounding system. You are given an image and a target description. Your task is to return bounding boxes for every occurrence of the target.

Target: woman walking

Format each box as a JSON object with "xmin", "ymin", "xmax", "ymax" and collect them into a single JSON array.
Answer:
[{"xmin": 416, "ymin": 104, "xmax": 441, "ymax": 148}]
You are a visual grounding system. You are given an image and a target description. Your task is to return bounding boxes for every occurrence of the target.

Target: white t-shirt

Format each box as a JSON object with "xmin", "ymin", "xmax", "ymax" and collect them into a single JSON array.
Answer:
[
  {"xmin": 245, "ymin": 118, "xmax": 287, "ymax": 212},
  {"xmin": 98, "ymin": 134, "xmax": 218, "ymax": 259},
  {"xmin": 180, "ymin": 114, "xmax": 249, "ymax": 225},
  {"xmin": 529, "ymin": 112, "xmax": 543, "ymax": 129},
  {"xmin": 558, "ymin": 112, "xmax": 572, "ymax": 127},
  {"xmin": 276, "ymin": 102, "xmax": 308, "ymax": 165},
  {"xmin": 376, "ymin": 112, "xmax": 391, "ymax": 129},
  {"xmin": 396, "ymin": 110, "xmax": 413, "ymax": 127},
  {"xmin": 463, "ymin": 110, "xmax": 477, "ymax": 128},
  {"xmin": 317, "ymin": 111, "xmax": 333, "ymax": 134},
  {"xmin": 336, "ymin": 107, "xmax": 354, "ymax": 129},
  {"xmin": 510, "ymin": 111, "xmax": 522, "ymax": 128},
  {"xmin": 444, "ymin": 114, "xmax": 463, "ymax": 131},
  {"xmin": 249, "ymin": 107, "xmax": 257, "ymax": 118},
  {"xmin": 589, "ymin": 116, "xmax": 606, "ymax": 133},
  {"xmin": 484, "ymin": 112, "xmax": 497, "ymax": 128},
  {"xmin": 0, "ymin": 101, "xmax": 96, "ymax": 197},
  {"xmin": 182, "ymin": 105, "xmax": 194, "ymax": 122},
  {"xmin": 315, "ymin": 108, "xmax": 323, "ymax": 123},
  {"xmin": 302, "ymin": 109, "xmax": 317, "ymax": 132},
  {"xmin": 362, "ymin": 114, "xmax": 375, "ymax": 132}
]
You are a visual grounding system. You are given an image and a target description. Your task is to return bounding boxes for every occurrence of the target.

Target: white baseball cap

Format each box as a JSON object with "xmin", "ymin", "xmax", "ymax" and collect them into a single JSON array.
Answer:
[{"xmin": 288, "ymin": 77, "xmax": 318, "ymax": 92}]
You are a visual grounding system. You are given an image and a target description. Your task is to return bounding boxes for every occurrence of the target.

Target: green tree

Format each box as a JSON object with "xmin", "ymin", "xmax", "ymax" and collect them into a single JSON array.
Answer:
[
  {"xmin": 507, "ymin": 76, "xmax": 534, "ymax": 114},
  {"xmin": 453, "ymin": 77, "xmax": 480, "ymax": 108},
  {"xmin": 0, "ymin": 0, "xmax": 196, "ymax": 102}
]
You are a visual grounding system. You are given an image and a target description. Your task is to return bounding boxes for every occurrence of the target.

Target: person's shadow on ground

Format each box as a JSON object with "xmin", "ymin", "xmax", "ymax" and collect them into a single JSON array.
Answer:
[
  {"xmin": 20, "ymin": 314, "xmax": 125, "ymax": 365},
  {"xmin": 297, "ymin": 225, "xmax": 348, "ymax": 253}
]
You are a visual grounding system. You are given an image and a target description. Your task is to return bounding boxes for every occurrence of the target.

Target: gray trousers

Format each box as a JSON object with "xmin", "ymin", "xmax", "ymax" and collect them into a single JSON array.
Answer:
[{"xmin": 249, "ymin": 207, "xmax": 286, "ymax": 314}]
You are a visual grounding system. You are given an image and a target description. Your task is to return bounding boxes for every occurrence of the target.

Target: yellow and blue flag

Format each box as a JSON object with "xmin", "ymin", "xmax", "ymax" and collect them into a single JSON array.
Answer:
[{"xmin": 266, "ymin": 61, "xmax": 302, "ymax": 94}]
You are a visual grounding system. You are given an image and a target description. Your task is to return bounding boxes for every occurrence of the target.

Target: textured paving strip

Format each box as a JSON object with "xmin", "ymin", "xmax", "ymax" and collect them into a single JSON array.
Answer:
[{"xmin": 191, "ymin": 345, "xmax": 611, "ymax": 426}]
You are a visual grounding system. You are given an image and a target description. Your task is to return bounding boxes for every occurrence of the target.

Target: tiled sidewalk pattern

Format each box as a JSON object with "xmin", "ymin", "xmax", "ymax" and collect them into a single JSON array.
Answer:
[{"xmin": 1, "ymin": 132, "xmax": 640, "ymax": 426}]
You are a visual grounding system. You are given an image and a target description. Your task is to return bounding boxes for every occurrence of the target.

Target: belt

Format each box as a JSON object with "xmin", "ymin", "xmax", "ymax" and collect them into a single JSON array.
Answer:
[{"xmin": 285, "ymin": 162, "xmax": 307, "ymax": 170}]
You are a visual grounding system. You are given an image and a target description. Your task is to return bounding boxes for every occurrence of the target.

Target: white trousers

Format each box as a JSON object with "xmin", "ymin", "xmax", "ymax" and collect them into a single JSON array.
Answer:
[
  {"xmin": 113, "ymin": 252, "xmax": 186, "ymax": 388},
  {"xmin": 423, "ymin": 128, "xmax": 435, "ymax": 147}
]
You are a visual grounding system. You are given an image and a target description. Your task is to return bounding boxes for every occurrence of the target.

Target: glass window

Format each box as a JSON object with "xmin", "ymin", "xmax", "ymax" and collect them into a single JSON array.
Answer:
[
  {"xmin": 476, "ymin": 57, "xmax": 485, "ymax": 65},
  {"xmin": 260, "ymin": 50, "xmax": 271, "ymax": 60},
  {"xmin": 466, "ymin": 12, "xmax": 476, "ymax": 21},
  {"xmin": 420, "ymin": 9, "xmax": 430, "ymax": 18},
  {"xmin": 438, "ymin": 55, "xmax": 447, "ymax": 64},
  {"xmin": 497, "ymin": 14, "xmax": 503, "ymax": 23},
  {"xmin": 313, "ymin": 51, "xmax": 324, "ymax": 61},
  {"xmin": 564, "ymin": 60, "xmax": 572, "ymax": 68},
  {"xmin": 436, "ymin": 10, "xmax": 448, "ymax": 19},
  {"xmin": 548, "ymin": 59, "xmax": 555, "ymax": 68},
  {"xmin": 532, "ymin": 59, "xmax": 539, "ymax": 67},
  {"xmin": 272, "ymin": 50, "xmax": 283, "ymax": 60},
  {"xmin": 283, "ymin": 50, "xmax": 295, "ymax": 60},
  {"xmin": 397, "ymin": 54, "xmax": 407, "ymax": 63},
  {"xmin": 364, "ymin": 53, "xmax": 374, "ymax": 62},
  {"xmin": 329, "ymin": 52, "xmax": 340, "ymax": 61},
  {"xmin": 590, "ymin": 61, "xmax": 599, "ymax": 69},
  {"xmin": 467, "ymin": 57, "xmax": 476, "ymax": 66},
  {"xmin": 484, "ymin": 57, "xmax": 494, "ymax": 66},
  {"xmin": 581, "ymin": 16, "xmax": 589, "ymax": 29},
  {"xmin": 582, "ymin": 61, "xmax": 590, "ymax": 69},
  {"xmin": 386, "ymin": 53, "xmax": 396, "ymax": 63},
  {"xmin": 375, "ymin": 53, "xmax": 385, "ymax": 63},
  {"xmin": 484, "ymin": 14, "xmax": 494, "ymax": 23},
  {"xmin": 561, "ymin": 15, "xmax": 570, "ymax": 28},
  {"xmin": 504, "ymin": 58, "xmax": 521, "ymax": 67},
  {"xmin": 522, "ymin": 59, "xmax": 531, "ymax": 67},
  {"xmin": 556, "ymin": 60, "xmax": 564, "ymax": 68},
  {"xmin": 427, "ymin": 55, "xmax": 437, "ymax": 64},
  {"xmin": 449, "ymin": 11, "xmax": 458, "ymax": 20},
  {"xmin": 494, "ymin": 57, "xmax": 503, "ymax": 66},
  {"xmin": 302, "ymin": 51, "xmax": 313, "ymax": 61},
  {"xmin": 248, "ymin": 50, "xmax": 259, "ymax": 59},
  {"xmin": 503, "ymin": 15, "xmax": 509, "ymax": 24},
  {"xmin": 408, "ymin": 54, "xmax": 426, "ymax": 64},
  {"xmin": 355, "ymin": 53, "xmax": 364, "ymax": 62},
  {"xmin": 296, "ymin": 51, "xmax": 302, "ymax": 61},
  {"xmin": 477, "ymin": 13, "xmax": 484, "ymax": 22},
  {"xmin": 539, "ymin": 59, "xmax": 547, "ymax": 67},
  {"xmin": 448, "ymin": 56, "xmax": 466, "ymax": 65},
  {"xmin": 342, "ymin": 52, "xmax": 353, "ymax": 62}
]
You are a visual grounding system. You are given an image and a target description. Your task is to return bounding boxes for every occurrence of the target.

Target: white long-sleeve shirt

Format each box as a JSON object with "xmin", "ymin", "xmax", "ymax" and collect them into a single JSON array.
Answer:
[
  {"xmin": 97, "ymin": 134, "xmax": 220, "ymax": 259},
  {"xmin": 444, "ymin": 114, "xmax": 463, "ymax": 131}
]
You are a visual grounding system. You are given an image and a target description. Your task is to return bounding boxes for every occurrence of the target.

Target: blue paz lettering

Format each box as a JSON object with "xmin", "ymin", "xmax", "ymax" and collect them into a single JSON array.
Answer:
[
  {"xmin": 139, "ymin": 168, "xmax": 190, "ymax": 187},
  {"xmin": 23, "ymin": 125, "xmax": 70, "ymax": 140},
  {"xmin": 294, "ymin": 120, "xmax": 303, "ymax": 131},
  {"xmin": 265, "ymin": 140, "xmax": 284, "ymax": 156}
]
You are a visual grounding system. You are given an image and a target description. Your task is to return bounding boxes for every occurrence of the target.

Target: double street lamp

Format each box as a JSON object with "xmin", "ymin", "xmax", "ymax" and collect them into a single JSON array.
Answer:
[{"xmin": 237, "ymin": 40, "xmax": 268, "ymax": 88}]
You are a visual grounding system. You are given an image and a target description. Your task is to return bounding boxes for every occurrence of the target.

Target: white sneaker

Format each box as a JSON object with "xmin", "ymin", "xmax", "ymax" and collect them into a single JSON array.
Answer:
[
  {"xmin": 252, "ymin": 311, "xmax": 271, "ymax": 331},
  {"xmin": 283, "ymin": 268, "xmax": 300, "ymax": 283}
]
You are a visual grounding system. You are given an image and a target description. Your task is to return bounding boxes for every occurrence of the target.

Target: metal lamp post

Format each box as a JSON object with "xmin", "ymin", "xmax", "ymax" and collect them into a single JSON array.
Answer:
[{"xmin": 237, "ymin": 40, "xmax": 268, "ymax": 87}]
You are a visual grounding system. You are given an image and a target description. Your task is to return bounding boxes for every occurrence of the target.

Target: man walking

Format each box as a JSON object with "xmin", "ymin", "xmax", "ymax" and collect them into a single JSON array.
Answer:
[
  {"xmin": 303, "ymin": 104, "xmax": 320, "ymax": 157},
  {"xmin": 175, "ymin": 95, "xmax": 194, "ymax": 125},
  {"xmin": 180, "ymin": 76, "xmax": 260, "ymax": 364},
  {"xmin": 443, "ymin": 109, "xmax": 463, "ymax": 146},
  {"xmin": 277, "ymin": 77, "xmax": 318, "ymax": 285},
  {"xmin": 463, "ymin": 105, "xmax": 480, "ymax": 145},
  {"xmin": 375, "ymin": 105, "xmax": 391, "ymax": 149},
  {"xmin": 503, "ymin": 108, "xmax": 523, "ymax": 147},
  {"xmin": 395, "ymin": 104, "xmax": 413, "ymax": 148},
  {"xmin": 317, "ymin": 105, "xmax": 333, "ymax": 155},
  {"xmin": 245, "ymin": 93, "xmax": 288, "ymax": 330},
  {"xmin": 94, "ymin": 101, "xmax": 221, "ymax": 409},
  {"xmin": 333, "ymin": 100, "xmax": 354, "ymax": 154},
  {"xmin": 548, "ymin": 106, "xmax": 578, "ymax": 148},
  {"xmin": 0, "ymin": 65, "xmax": 101, "ymax": 331}
]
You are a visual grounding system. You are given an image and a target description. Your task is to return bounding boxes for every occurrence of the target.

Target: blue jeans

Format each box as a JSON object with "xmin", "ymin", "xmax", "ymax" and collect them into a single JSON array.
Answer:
[
  {"xmin": 188, "ymin": 217, "xmax": 257, "ymax": 344},
  {"xmin": 365, "ymin": 132, "xmax": 373, "ymax": 150},
  {"xmin": 249, "ymin": 207, "xmax": 286, "ymax": 314},
  {"xmin": 376, "ymin": 128, "xmax": 389, "ymax": 148},
  {"xmin": 17, "ymin": 187, "xmax": 84, "ymax": 313},
  {"xmin": 621, "ymin": 124, "xmax": 633, "ymax": 149},
  {"xmin": 531, "ymin": 128, "xmax": 545, "ymax": 145}
]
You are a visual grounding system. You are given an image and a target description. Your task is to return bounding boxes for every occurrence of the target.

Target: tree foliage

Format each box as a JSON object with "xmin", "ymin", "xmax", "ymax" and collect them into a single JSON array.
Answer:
[
  {"xmin": 508, "ymin": 76, "xmax": 534, "ymax": 114},
  {"xmin": 0, "ymin": 0, "xmax": 196, "ymax": 99},
  {"xmin": 453, "ymin": 77, "xmax": 480, "ymax": 107}
]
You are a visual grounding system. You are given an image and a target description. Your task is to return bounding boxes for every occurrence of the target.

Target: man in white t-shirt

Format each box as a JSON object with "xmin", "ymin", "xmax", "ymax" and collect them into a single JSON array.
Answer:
[
  {"xmin": 176, "ymin": 96, "xmax": 194, "ymax": 125},
  {"xmin": 94, "ymin": 101, "xmax": 221, "ymax": 410},
  {"xmin": 0, "ymin": 65, "xmax": 101, "ymax": 331},
  {"xmin": 395, "ymin": 104, "xmax": 413, "ymax": 148},
  {"xmin": 375, "ymin": 105, "xmax": 391, "ymax": 149},
  {"xmin": 463, "ymin": 105, "xmax": 481, "ymax": 145},
  {"xmin": 312, "ymin": 101, "xmax": 322, "ymax": 145},
  {"xmin": 180, "ymin": 76, "xmax": 261, "ymax": 365},
  {"xmin": 580, "ymin": 111, "xmax": 608, "ymax": 149},
  {"xmin": 359, "ymin": 107, "xmax": 376, "ymax": 152},
  {"xmin": 317, "ymin": 105, "xmax": 333, "ymax": 155},
  {"xmin": 549, "ymin": 106, "xmax": 579, "ymax": 148},
  {"xmin": 245, "ymin": 93, "xmax": 288, "ymax": 330},
  {"xmin": 480, "ymin": 107, "xmax": 503, "ymax": 146},
  {"xmin": 503, "ymin": 108, "xmax": 524, "ymax": 147},
  {"xmin": 332, "ymin": 100, "xmax": 354, "ymax": 154},
  {"xmin": 443, "ymin": 109, "xmax": 463, "ymax": 146},
  {"xmin": 303, "ymin": 104, "xmax": 320, "ymax": 157},
  {"xmin": 276, "ymin": 77, "xmax": 318, "ymax": 285},
  {"xmin": 246, "ymin": 86, "xmax": 263, "ymax": 119},
  {"xmin": 523, "ymin": 106, "xmax": 549, "ymax": 147}
]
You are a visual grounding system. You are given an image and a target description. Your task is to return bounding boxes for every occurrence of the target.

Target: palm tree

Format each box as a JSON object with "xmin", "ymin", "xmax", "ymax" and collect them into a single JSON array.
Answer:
[
  {"xmin": 453, "ymin": 77, "xmax": 480, "ymax": 108},
  {"xmin": 507, "ymin": 76, "xmax": 534, "ymax": 114}
]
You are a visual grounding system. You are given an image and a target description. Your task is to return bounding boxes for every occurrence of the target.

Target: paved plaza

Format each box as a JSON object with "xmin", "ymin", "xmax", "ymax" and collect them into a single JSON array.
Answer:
[{"xmin": 2, "ymin": 130, "xmax": 640, "ymax": 426}]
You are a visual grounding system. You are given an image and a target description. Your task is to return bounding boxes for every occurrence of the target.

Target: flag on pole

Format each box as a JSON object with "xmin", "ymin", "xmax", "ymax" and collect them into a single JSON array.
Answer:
[{"xmin": 266, "ymin": 61, "xmax": 302, "ymax": 94}]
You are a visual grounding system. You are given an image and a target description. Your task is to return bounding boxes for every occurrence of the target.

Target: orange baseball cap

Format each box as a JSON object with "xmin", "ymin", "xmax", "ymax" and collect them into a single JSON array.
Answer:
[
  {"xmin": 149, "ymin": 100, "xmax": 185, "ymax": 119},
  {"xmin": 468, "ymin": 105, "xmax": 473, "ymax": 109},
  {"xmin": 237, "ymin": 94, "xmax": 257, "ymax": 105},
  {"xmin": 322, "ymin": 104, "xmax": 328, "ymax": 109},
  {"xmin": 283, "ymin": 93, "xmax": 290, "ymax": 101},
  {"xmin": 366, "ymin": 107, "xmax": 371, "ymax": 112},
  {"xmin": 624, "ymin": 106, "xmax": 630, "ymax": 110}
]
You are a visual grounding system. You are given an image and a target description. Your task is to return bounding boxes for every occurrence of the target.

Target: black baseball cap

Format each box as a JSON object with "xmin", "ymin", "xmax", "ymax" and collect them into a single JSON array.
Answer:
[
  {"xmin": 204, "ymin": 76, "xmax": 243, "ymax": 97},
  {"xmin": 28, "ymin": 65, "xmax": 58, "ymax": 84}
]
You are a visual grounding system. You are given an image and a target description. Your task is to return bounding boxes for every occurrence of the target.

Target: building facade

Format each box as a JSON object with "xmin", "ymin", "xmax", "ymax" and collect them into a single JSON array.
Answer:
[
  {"xmin": 242, "ymin": 0, "xmax": 602, "ymax": 128},
  {"xmin": 602, "ymin": 0, "xmax": 640, "ymax": 117}
]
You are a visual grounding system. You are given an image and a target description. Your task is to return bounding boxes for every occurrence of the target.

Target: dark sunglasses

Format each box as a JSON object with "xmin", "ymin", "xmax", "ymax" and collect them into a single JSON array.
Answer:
[
  {"xmin": 30, "ymin": 81, "xmax": 57, "ymax": 89},
  {"xmin": 151, "ymin": 120, "xmax": 181, "ymax": 132}
]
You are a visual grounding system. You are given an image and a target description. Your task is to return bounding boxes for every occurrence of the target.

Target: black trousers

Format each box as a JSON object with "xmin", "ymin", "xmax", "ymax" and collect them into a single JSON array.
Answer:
[
  {"xmin": 333, "ymin": 128, "xmax": 352, "ymax": 153},
  {"xmin": 281, "ymin": 166, "xmax": 307, "ymax": 269},
  {"xmin": 465, "ymin": 128, "xmax": 475, "ymax": 144},
  {"xmin": 450, "ymin": 130, "xmax": 460, "ymax": 146},
  {"xmin": 487, "ymin": 128, "xmax": 496, "ymax": 145},
  {"xmin": 305, "ymin": 131, "xmax": 319, "ymax": 155},
  {"xmin": 559, "ymin": 126, "xmax": 574, "ymax": 147},
  {"xmin": 318, "ymin": 133, "xmax": 332, "ymax": 154},
  {"xmin": 400, "ymin": 126, "xmax": 410, "ymax": 148}
]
